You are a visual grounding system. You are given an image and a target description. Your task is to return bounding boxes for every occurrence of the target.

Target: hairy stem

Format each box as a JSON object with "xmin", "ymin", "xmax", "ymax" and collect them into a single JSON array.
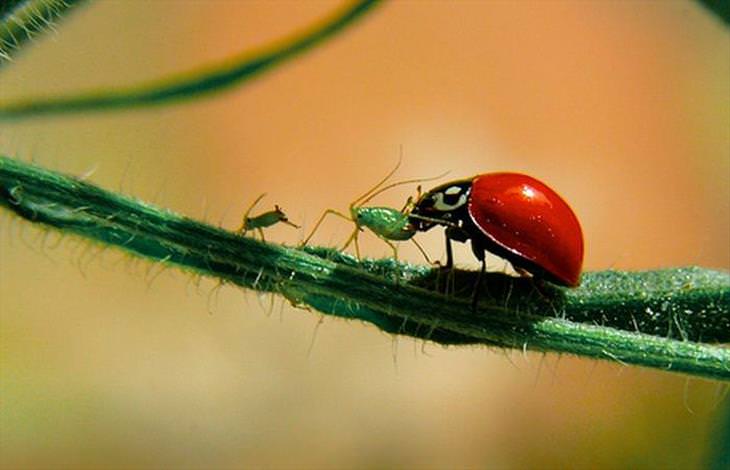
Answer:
[
  {"xmin": 1, "ymin": 155, "xmax": 729, "ymax": 381},
  {"xmin": 0, "ymin": 0, "xmax": 381, "ymax": 120},
  {"xmin": 0, "ymin": 0, "xmax": 89, "ymax": 67}
]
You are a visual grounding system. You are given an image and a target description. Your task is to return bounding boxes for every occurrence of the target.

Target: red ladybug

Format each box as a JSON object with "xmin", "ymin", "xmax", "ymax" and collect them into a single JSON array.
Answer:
[{"xmin": 408, "ymin": 173, "xmax": 583, "ymax": 299}]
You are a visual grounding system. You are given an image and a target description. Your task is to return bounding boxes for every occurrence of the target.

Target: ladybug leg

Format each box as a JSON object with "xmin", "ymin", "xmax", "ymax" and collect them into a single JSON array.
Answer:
[
  {"xmin": 441, "ymin": 226, "xmax": 470, "ymax": 296},
  {"xmin": 471, "ymin": 259, "xmax": 487, "ymax": 312},
  {"xmin": 470, "ymin": 242, "xmax": 487, "ymax": 313},
  {"xmin": 440, "ymin": 229, "xmax": 460, "ymax": 296},
  {"xmin": 513, "ymin": 266, "xmax": 550, "ymax": 299},
  {"xmin": 444, "ymin": 226, "xmax": 469, "ymax": 270},
  {"xmin": 444, "ymin": 235, "xmax": 455, "ymax": 270},
  {"xmin": 514, "ymin": 266, "xmax": 532, "ymax": 279},
  {"xmin": 445, "ymin": 238, "xmax": 456, "ymax": 296},
  {"xmin": 529, "ymin": 276, "xmax": 552, "ymax": 301},
  {"xmin": 428, "ymin": 240, "xmax": 451, "ymax": 295}
]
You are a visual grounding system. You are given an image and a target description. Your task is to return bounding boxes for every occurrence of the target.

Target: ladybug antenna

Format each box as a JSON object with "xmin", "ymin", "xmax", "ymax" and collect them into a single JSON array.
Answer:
[{"xmin": 400, "ymin": 185, "xmax": 423, "ymax": 212}]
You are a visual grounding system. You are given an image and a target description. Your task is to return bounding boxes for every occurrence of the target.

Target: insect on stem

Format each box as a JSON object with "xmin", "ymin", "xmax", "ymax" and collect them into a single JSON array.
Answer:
[
  {"xmin": 301, "ymin": 156, "xmax": 450, "ymax": 262},
  {"xmin": 238, "ymin": 193, "xmax": 299, "ymax": 241}
]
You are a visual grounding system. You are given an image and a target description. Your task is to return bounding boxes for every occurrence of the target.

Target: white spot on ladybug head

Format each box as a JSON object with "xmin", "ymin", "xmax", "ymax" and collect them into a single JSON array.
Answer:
[
  {"xmin": 433, "ymin": 186, "xmax": 468, "ymax": 212},
  {"xmin": 445, "ymin": 186, "xmax": 462, "ymax": 196}
]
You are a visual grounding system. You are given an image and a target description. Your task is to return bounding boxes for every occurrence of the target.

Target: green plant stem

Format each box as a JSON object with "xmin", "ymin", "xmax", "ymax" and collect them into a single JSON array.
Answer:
[
  {"xmin": 0, "ymin": 0, "xmax": 381, "ymax": 120},
  {"xmin": 1, "ymin": 155, "xmax": 729, "ymax": 380},
  {"xmin": 0, "ymin": 0, "xmax": 89, "ymax": 67}
]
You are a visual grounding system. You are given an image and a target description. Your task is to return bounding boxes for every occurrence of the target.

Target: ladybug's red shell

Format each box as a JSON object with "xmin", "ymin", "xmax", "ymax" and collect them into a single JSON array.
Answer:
[{"xmin": 467, "ymin": 173, "xmax": 584, "ymax": 286}]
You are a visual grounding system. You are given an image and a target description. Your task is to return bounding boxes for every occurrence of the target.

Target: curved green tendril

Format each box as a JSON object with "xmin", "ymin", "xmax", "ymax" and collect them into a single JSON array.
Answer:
[{"xmin": 0, "ymin": 0, "xmax": 381, "ymax": 119}]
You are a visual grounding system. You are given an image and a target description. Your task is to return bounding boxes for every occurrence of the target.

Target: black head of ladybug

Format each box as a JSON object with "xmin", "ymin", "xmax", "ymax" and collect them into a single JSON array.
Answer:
[{"xmin": 407, "ymin": 178, "xmax": 473, "ymax": 232}]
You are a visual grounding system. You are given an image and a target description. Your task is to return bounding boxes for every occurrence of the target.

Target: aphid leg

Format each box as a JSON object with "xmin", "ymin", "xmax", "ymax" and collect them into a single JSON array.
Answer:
[
  {"xmin": 306, "ymin": 315, "xmax": 325, "ymax": 358},
  {"xmin": 301, "ymin": 209, "xmax": 351, "ymax": 246},
  {"xmin": 342, "ymin": 226, "xmax": 358, "ymax": 249},
  {"xmin": 410, "ymin": 238, "xmax": 431, "ymax": 264},
  {"xmin": 382, "ymin": 238, "xmax": 399, "ymax": 261},
  {"xmin": 341, "ymin": 226, "xmax": 363, "ymax": 258},
  {"xmin": 352, "ymin": 229, "xmax": 363, "ymax": 258},
  {"xmin": 257, "ymin": 227, "xmax": 266, "ymax": 242}
]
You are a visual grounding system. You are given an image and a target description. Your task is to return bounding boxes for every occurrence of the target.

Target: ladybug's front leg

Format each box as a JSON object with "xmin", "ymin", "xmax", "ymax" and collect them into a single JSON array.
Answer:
[
  {"xmin": 469, "ymin": 240, "xmax": 487, "ymax": 313},
  {"xmin": 437, "ymin": 227, "xmax": 469, "ymax": 297},
  {"xmin": 444, "ymin": 235, "xmax": 454, "ymax": 271},
  {"xmin": 444, "ymin": 226, "xmax": 469, "ymax": 270}
]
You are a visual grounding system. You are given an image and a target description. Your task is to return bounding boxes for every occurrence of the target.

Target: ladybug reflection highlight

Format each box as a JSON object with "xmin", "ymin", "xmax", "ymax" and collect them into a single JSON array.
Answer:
[{"xmin": 408, "ymin": 173, "xmax": 584, "ymax": 307}]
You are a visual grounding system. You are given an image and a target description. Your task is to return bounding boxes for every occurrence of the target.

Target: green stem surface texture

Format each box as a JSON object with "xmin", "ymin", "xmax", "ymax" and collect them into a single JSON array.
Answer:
[
  {"xmin": 0, "ymin": 0, "xmax": 381, "ymax": 119},
  {"xmin": 0, "ymin": 0, "xmax": 89, "ymax": 67},
  {"xmin": 1, "ymin": 156, "xmax": 729, "ymax": 380}
]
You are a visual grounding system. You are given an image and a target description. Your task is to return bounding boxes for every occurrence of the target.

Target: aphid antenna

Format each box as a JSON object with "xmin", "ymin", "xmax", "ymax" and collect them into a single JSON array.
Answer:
[
  {"xmin": 238, "ymin": 193, "xmax": 267, "ymax": 233},
  {"xmin": 349, "ymin": 143, "xmax": 449, "ymax": 209},
  {"xmin": 245, "ymin": 193, "xmax": 267, "ymax": 217},
  {"xmin": 355, "ymin": 171, "xmax": 450, "ymax": 210},
  {"xmin": 350, "ymin": 157, "xmax": 403, "ymax": 208}
]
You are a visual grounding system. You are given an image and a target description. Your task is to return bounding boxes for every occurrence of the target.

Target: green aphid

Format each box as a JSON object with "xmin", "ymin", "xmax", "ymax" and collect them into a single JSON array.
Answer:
[
  {"xmin": 238, "ymin": 193, "xmax": 299, "ymax": 240},
  {"xmin": 302, "ymin": 160, "xmax": 443, "ymax": 260},
  {"xmin": 352, "ymin": 206, "xmax": 415, "ymax": 242}
]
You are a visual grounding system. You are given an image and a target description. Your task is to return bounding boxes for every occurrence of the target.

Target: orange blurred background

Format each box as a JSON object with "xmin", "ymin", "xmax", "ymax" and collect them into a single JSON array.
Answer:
[{"xmin": 1, "ymin": 1, "xmax": 728, "ymax": 468}]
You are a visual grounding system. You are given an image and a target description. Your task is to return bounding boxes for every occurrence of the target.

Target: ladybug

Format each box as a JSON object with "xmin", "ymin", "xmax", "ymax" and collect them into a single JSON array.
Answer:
[{"xmin": 407, "ymin": 173, "xmax": 584, "ymax": 304}]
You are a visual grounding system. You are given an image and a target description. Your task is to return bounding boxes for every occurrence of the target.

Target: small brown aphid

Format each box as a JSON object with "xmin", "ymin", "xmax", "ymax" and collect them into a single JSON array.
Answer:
[{"xmin": 238, "ymin": 193, "xmax": 299, "ymax": 240}]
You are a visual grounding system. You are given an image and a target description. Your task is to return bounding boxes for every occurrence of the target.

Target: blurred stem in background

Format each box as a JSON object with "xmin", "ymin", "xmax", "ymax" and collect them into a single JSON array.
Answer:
[
  {"xmin": 0, "ymin": 0, "xmax": 382, "ymax": 119},
  {"xmin": 1, "ymin": 0, "xmax": 727, "ymax": 120}
]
